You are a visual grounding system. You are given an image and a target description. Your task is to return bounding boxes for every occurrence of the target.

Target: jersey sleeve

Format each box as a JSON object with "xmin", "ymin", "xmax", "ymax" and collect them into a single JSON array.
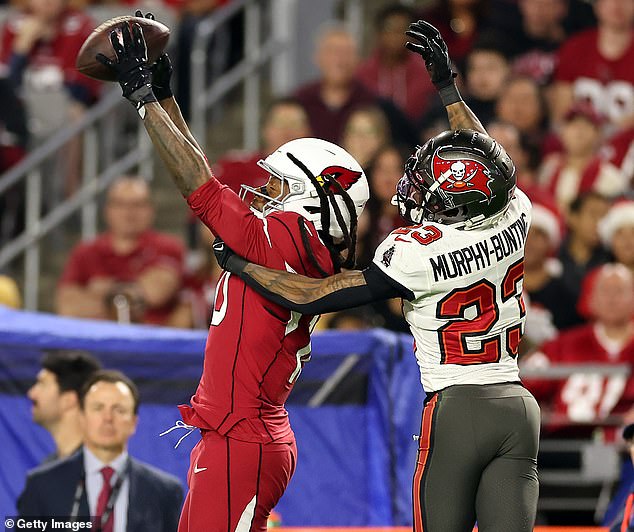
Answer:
[
  {"xmin": 265, "ymin": 211, "xmax": 334, "ymax": 276},
  {"xmin": 371, "ymin": 230, "xmax": 434, "ymax": 300},
  {"xmin": 187, "ymin": 178, "xmax": 332, "ymax": 274},
  {"xmin": 187, "ymin": 177, "xmax": 284, "ymax": 268}
]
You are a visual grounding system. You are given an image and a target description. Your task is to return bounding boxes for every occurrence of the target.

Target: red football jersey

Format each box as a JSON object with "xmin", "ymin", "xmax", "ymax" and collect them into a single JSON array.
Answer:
[
  {"xmin": 524, "ymin": 323, "xmax": 634, "ymax": 439},
  {"xmin": 180, "ymin": 177, "xmax": 334, "ymax": 443},
  {"xmin": 554, "ymin": 28, "xmax": 634, "ymax": 126}
]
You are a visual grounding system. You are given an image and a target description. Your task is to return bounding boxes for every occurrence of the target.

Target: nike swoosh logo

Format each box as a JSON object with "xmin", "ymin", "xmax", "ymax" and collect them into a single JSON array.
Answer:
[{"xmin": 194, "ymin": 464, "xmax": 207, "ymax": 474}]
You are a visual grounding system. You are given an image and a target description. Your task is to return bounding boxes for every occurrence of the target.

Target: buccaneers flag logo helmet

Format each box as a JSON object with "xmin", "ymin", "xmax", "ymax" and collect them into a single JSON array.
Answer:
[
  {"xmin": 241, "ymin": 138, "xmax": 369, "ymax": 239},
  {"xmin": 432, "ymin": 153, "xmax": 493, "ymax": 200},
  {"xmin": 394, "ymin": 129, "xmax": 516, "ymax": 227}
]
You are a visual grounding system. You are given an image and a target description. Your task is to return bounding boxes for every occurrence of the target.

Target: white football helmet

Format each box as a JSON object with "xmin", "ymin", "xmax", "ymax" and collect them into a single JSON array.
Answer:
[{"xmin": 241, "ymin": 138, "xmax": 369, "ymax": 240}]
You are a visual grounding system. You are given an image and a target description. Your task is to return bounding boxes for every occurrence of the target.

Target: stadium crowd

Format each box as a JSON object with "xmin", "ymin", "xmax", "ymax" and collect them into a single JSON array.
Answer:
[{"xmin": 2, "ymin": 0, "xmax": 634, "ymax": 527}]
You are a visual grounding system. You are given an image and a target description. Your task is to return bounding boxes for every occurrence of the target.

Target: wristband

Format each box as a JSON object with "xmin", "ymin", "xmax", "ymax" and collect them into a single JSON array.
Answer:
[
  {"xmin": 226, "ymin": 254, "xmax": 248, "ymax": 276},
  {"xmin": 153, "ymin": 84, "xmax": 173, "ymax": 101},
  {"xmin": 438, "ymin": 81, "xmax": 462, "ymax": 107}
]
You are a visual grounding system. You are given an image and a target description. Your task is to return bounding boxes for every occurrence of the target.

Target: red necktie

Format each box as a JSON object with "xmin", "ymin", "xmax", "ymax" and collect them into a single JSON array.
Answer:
[{"xmin": 95, "ymin": 466, "xmax": 115, "ymax": 532}]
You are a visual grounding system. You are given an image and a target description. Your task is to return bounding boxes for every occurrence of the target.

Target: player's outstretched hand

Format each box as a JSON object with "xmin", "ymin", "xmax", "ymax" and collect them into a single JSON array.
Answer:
[
  {"xmin": 405, "ymin": 20, "xmax": 456, "ymax": 90},
  {"xmin": 134, "ymin": 10, "xmax": 173, "ymax": 101},
  {"xmin": 96, "ymin": 21, "xmax": 156, "ymax": 113}
]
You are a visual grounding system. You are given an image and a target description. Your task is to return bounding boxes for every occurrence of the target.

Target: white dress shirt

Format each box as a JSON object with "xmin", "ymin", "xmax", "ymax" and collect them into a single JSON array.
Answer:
[{"xmin": 83, "ymin": 447, "xmax": 130, "ymax": 532}]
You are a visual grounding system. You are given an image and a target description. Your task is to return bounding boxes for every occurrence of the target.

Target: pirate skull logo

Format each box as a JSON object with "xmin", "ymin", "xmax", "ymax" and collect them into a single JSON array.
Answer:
[{"xmin": 446, "ymin": 160, "xmax": 478, "ymax": 188}]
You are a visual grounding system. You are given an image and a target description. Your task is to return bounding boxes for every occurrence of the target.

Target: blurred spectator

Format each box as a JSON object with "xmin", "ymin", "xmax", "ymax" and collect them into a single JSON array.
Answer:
[
  {"xmin": 418, "ymin": 0, "xmax": 491, "ymax": 70},
  {"xmin": 416, "ymin": 31, "xmax": 510, "ymax": 142},
  {"xmin": 551, "ymin": 0, "xmax": 634, "ymax": 128},
  {"xmin": 495, "ymin": 75, "xmax": 548, "ymax": 153},
  {"xmin": 487, "ymin": 120, "xmax": 539, "ymax": 190},
  {"xmin": 56, "ymin": 176, "xmax": 188, "ymax": 327},
  {"xmin": 523, "ymin": 201, "xmax": 582, "ymax": 333},
  {"xmin": 600, "ymin": 201, "xmax": 634, "ymax": 274},
  {"xmin": 294, "ymin": 22, "xmax": 417, "ymax": 149},
  {"xmin": 174, "ymin": 0, "xmax": 235, "ymax": 120},
  {"xmin": 18, "ymin": 370, "xmax": 183, "ymax": 531},
  {"xmin": 294, "ymin": 23, "xmax": 376, "ymax": 144},
  {"xmin": 604, "ymin": 125, "xmax": 634, "ymax": 187},
  {"xmin": 538, "ymin": 102, "xmax": 626, "ymax": 211},
  {"xmin": 503, "ymin": 0, "xmax": 568, "ymax": 85},
  {"xmin": 182, "ymin": 223, "xmax": 222, "ymax": 329},
  {"xmin": 462, "ymin": 32, "xmax": 510, "ymax": 126},
  {"xmin": 558, "ymin": 191, "xmax": 611, "ymax": 304},
  {"xmin": 212, "ymin": 97, "xmax": 311, "ymax": 194},
  {"xmin": 356, "ymin": 144, "xmax": 407, "ymax": 267},
  {"xmin": 0, "ymin": 0, "xmax": 101, "ymax": 198},
  {"xmin": 342, "ymin": 106, "xmax": 390, "ymax": 170},
  {"xmin": 0, "ymin": 274, "xmax": 21, "ymax": 308},
  {"xmin": 0, "ymin": 0, "xmax": 99, "ymax": 109},
  {"xmin": 523, "ymin": 263, "xmax": 634, "ymax": 440},
  {"xmin": 27, "ymin": 350, "xmax": 101, "ymax": 463},
  {"xmin": 356, "ymin": 3, "xmax": 434, "ymax": 122},
  {"xmin": 0, "ymin": 75, "xmax": 28, "ymax": 245},
  {"xmin": 322, "ymin": 307, "xmax": 376, "ymax": 331}
]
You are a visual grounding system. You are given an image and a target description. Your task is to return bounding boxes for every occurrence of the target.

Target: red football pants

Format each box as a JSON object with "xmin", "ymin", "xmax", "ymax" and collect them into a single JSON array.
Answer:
[{"xmin": 178, "ymin": 429, "xmax": 297, "ymax": 532}]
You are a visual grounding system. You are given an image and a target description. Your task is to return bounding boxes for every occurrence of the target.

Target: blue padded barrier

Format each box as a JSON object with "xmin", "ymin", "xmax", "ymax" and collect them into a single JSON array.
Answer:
[{"xmin": 0, "ymin": 307, "xmax": 422, "ymax": 526}]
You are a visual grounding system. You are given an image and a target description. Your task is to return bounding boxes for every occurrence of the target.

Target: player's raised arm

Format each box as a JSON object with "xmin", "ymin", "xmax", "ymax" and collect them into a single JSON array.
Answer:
[
  {"xmin": 96, "ymin": 22, "xmax": 210, "ymax": 197},
  {"xmin": 132, "ymin": 11, "xmax": 206, "ymax": 157},
  {"xmin": 405, "ymin": 20, "xmax": 487, "ymax": 135},
  {"xmin": 212, "ymin": 238, "xmax": 411, "ymax": 314}
]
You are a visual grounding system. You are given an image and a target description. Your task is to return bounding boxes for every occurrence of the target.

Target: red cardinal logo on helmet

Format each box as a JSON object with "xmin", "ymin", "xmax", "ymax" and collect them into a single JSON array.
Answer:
[
  {"xmin": 315, "ymin": 166, "xmax": 362, "ymax": 192},
  {"xmin": 432, "ymin": 151, "xmax": 493, "ymax": 201}
]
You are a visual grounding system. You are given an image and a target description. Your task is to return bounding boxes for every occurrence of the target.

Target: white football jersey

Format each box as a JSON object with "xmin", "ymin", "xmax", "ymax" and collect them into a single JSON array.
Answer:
[{"xmin": 372, "ymin": 189, "xmax": 532, "ymax": 392}]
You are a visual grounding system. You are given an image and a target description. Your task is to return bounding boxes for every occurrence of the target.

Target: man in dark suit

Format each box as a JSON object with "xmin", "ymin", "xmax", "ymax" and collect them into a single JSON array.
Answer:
[{"xmin": 18, "ymin": 370, "xmax": 183, "ymax": 532}]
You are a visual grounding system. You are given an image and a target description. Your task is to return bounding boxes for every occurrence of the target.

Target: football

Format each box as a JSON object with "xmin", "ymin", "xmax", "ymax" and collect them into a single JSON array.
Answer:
[{"xmin": 76, "ymin": 16, "xmax": 170, "ymax": 82}]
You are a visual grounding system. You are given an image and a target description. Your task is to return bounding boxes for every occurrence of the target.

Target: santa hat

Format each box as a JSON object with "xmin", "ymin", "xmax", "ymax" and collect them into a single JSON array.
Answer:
[
  {"xmin": 598, "ymin": 201, "xmax": 634, "ymax": 249},
  {"xmin": 563, "ymin": 101, "xmax": 605, "ymax": 128},
  {"xmin": 531, "ymin": 203, "xmax": 561, "ymax": 249}
]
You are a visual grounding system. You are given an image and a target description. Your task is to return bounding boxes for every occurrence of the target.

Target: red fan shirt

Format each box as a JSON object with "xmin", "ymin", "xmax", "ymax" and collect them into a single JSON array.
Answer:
[
  {"xmin": 554, "ymin": 28, "xmax": 634, "ymax": 126},
  {"xmin": 524, "ymin": 323, "xmax": 634, "ymax": 440},
  {"xmin": 59, "ymin": 231, "xmax": 185, "ymax": 325}
]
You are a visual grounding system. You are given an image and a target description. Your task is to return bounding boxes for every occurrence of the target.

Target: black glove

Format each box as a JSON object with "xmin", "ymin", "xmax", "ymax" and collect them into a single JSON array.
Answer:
[
  {"xmin": 134, "ymin": 10, "xmax": 173, "ymax": 101},
  {"xmin": 150, "ymin": 53, "xmax": 173, "ymax": 101},
  {"xmin": 212, "ymin": 237, "xmax": 247, "ymax": 275},
  {"xmin": 405, "ymin": 20, "xmax": 461, "ymax": 105},
  {"xmin": 96, "ymin": 22, "xmax": 156, "ymax": 115}
]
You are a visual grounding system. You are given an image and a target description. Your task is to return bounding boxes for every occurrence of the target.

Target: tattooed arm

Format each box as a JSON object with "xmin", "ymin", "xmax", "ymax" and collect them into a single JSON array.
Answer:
[
  {"xmin": 242, "ymin": 263, "xmax": 412, "ymax": 314},
  {"xmin": 143, "ymin": 102, "xmax": 210, "ymax": 197},
  {"xmin": 158, "ymin": 97, "xmax": 207, "ymax": 158},
  {"xmin": 215, "ymin": 237, "xmax": 414, "ymax": 313},
  {"xmin": 445, "ymin": 101, "xmax": 487, "ymax": 135}
]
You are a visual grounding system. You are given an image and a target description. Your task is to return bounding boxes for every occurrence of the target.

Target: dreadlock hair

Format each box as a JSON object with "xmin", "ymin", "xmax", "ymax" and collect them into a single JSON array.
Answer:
[{"xmin": 286, "ymin": 153, "xmax": 358, "ymax": 273}]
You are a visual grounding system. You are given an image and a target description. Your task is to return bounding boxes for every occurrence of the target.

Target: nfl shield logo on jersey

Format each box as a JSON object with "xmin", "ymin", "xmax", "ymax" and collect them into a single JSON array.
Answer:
[
  {"xmin": 382, "ymin": 245, "xmax": 395, "ymax": 267},
  {"xmin": 432, "ymin": 150, "xmax": 494, "ymax": 202}
]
